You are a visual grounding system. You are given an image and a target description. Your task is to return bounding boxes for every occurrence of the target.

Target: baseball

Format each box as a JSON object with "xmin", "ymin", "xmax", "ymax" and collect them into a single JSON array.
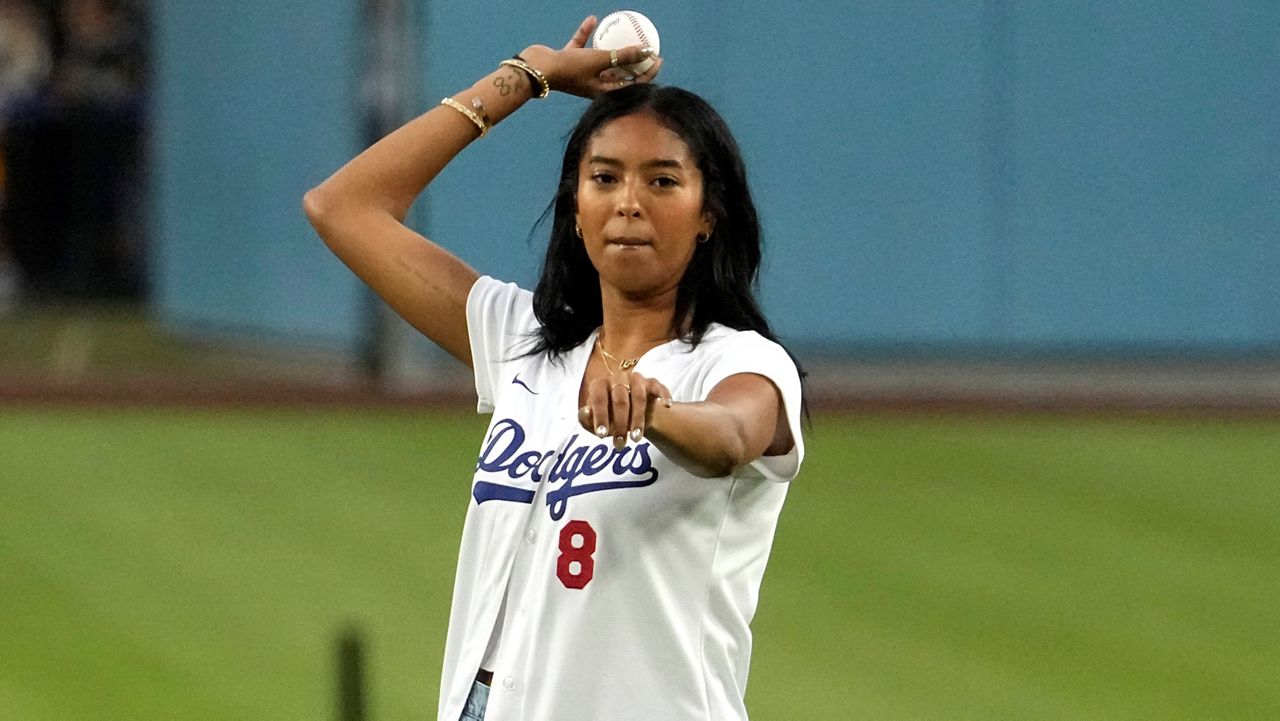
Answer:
[{"xmin": 591, "ymin": 10, "xmax": 660, "ymax": 76}]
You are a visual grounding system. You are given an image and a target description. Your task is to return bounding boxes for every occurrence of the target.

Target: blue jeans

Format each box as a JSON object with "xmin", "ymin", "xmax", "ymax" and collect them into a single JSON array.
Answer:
[{"xmin": 459, "ymin": 679, "xmax": 490, "ymax": 721}]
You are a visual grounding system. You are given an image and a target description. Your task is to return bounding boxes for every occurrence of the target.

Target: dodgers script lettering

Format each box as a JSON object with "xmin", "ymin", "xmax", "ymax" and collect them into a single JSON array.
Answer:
[{"xmin": 473, "ymin": 418, "xmax": 659, "ymax": 519}]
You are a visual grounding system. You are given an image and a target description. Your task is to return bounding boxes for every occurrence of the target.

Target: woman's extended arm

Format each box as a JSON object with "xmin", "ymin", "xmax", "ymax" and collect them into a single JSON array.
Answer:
[
  {"xmin": 650, "ymin": 373, "xmax": 794, "ymax": 478},
  {"xmin": 581, "ymin": 371, "xmax": 794, "ymax": 478},
  {"xmin": 302, "ymin": 17, "xmax": 659, "ymax": 367}
]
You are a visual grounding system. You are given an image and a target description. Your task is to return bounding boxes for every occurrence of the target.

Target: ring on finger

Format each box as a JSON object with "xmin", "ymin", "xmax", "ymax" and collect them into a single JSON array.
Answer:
[
  {"xmin": 610, "ymin": 382, "xmax": 631, "ymax": 393},
  {"xmin": 609, "ymin": 49, "xmax": 620, "ymax": 68}
]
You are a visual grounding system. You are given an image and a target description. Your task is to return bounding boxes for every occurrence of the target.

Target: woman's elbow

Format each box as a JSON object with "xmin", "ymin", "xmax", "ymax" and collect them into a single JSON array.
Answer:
[
  {"xmin": 662, "ymin": 435, "xmax": 741, "ymax": 479},
  {"xmin": 302, "ymin": 186, "xmax": 331, "ymax": 229},
  {"xmin": 302, "ymin": 186, "xmax": 351, "ymax": 248},
  {"xmin": 710, "ymin": 433, "xmax": 749, "ymax": 478}
]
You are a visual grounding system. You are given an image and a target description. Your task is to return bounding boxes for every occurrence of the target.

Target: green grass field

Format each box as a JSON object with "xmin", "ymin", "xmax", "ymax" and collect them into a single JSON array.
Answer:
[{"xmin": 2, "ymin": 409, "xmax": 1277, "ymax": 720}]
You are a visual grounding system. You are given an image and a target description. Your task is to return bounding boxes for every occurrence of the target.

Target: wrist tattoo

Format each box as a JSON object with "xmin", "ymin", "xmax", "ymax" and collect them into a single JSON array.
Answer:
[{"xmin": 492, "ymin": 72, "xmax": 527, "ymax": 97}]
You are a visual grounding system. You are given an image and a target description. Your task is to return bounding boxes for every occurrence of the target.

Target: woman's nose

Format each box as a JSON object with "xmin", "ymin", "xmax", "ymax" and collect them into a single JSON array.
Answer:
[{"xmin": 616, "ymin": 180, "xmax": 642, "ymax": 217}]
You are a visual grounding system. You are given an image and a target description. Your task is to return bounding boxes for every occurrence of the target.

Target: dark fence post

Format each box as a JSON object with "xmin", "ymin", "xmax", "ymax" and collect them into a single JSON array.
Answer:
[{"xmin": 337, "ymin": 625, "xmax": 366, "ymax": 721}]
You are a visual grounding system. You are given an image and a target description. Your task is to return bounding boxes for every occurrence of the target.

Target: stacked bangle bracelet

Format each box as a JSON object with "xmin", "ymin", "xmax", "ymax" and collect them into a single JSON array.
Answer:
[
  {"xmin": 440, "ymin": 97, "xmax": 488, "ymax": 137},
  {"xmin": 500, "ymin": 56, "xmax": 550, "ymax": 99}
]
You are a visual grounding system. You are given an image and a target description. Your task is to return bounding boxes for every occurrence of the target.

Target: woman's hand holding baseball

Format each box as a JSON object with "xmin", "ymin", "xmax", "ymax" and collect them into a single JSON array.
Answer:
[
  {"xmin": 518, "ymin": 16, "xmax": 662, "ymax": 100},
  {"xmin": 579, "ymin": 372, "xmax": 673, "ymax": 449}
]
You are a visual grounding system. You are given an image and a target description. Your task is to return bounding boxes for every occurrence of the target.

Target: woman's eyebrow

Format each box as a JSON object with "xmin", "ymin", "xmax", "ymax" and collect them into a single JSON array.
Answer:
[{"xmin": 586, "ymin": 155, "xmax": 686, "ymax": 170}]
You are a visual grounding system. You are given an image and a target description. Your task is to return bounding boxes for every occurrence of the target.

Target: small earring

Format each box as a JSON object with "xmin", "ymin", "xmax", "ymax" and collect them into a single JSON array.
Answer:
[
  {"xmin": 696, "ymin": 232, "xmax": 710, "ymax": 244},
  {"xmin": 575, "ymin": 225, "xmax": 583, "ymax": 239}
]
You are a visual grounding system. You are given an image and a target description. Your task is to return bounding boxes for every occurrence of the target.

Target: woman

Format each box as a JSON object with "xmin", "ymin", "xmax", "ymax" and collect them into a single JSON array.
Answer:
[{"xmin": 304, "ymin": 16, "xmax": 805, "ymax": 721}]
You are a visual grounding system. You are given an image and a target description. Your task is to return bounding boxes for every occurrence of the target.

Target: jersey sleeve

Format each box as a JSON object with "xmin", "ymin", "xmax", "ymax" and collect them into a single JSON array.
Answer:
[
  {"xmin": 466, "ymin": 275, "xmax": 537, "ymax": 414},
  {"xmin": 698, "ymin": 332, "xmax": 805, "ymax": 483}
]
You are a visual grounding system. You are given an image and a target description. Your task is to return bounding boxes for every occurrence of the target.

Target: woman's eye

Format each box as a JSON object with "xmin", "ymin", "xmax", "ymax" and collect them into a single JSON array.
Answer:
[
  {"xmin": 592, "ymin": 172, "xmax": 616, "ymax": 184},
  {"xmin": 653, "ymin": 176, "xmax": 679, "ymax": 187}
]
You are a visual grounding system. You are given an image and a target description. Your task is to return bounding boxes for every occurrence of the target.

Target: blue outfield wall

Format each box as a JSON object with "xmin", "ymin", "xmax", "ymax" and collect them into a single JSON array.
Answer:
[
  {"xmin": 152, "ymin": 1, "xmax": 1280, "ymax": 356},
  {"xmin": 151, "ymin": 0, "xmax": 366, "ymax": 347}
]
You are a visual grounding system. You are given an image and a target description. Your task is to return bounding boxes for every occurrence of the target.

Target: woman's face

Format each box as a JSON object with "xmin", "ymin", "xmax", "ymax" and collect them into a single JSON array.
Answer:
[{"xmin": 575, "ymin": 112, "xmax": 713, "ymax": 298}]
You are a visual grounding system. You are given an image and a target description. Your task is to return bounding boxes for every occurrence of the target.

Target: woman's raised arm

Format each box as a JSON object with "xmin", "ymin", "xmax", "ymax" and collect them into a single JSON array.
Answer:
[{"xmin": 302, "ymin": 17, "xmax": 659, "ymax": 367}]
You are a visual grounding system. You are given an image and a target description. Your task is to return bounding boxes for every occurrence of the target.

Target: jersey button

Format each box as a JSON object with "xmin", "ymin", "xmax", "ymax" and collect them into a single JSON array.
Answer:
[
  {"xmin": 502, "ymin": 675, "xmax": 516, "ymax": 691},
  {"xmin": 525, "ymin": 529, "xmax": 537, "ymax": 544}
]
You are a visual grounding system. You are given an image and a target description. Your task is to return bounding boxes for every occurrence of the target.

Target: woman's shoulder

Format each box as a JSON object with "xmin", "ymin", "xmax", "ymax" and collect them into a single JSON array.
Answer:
[
  {"xmin": 469, "ymin": 275, "xmax": 536, "ymax": 323},
  {"xmin": 467, "ymin": 275, "xmax": 540, "ymax": 355},
  {"xmin": 673, "ymin": 324, "xmax": 800, "ymax": 383},
  {"xmin": 691, "ymin": 324, "xmax": 789, "ymax": 357},
  {"xmin": 472, "ymin": 275, "xmax": 533, "ymax": 302}
]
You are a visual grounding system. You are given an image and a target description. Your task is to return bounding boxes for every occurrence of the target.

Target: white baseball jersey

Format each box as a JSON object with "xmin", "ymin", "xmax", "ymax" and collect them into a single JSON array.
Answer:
[{"xmin": 436, "ymin": 276, "xmax": 805, "ymax": 721}]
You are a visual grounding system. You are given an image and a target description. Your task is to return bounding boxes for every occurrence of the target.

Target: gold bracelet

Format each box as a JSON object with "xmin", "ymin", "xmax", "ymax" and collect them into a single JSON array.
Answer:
[
  {"xmin": 499, "ymin": 57, "xmax": 550, "ymax": 99},
  {"xmin": 440, "ymin": 97, "xmax": 488, "ymax": 137},
  {"xmin": 468, "ymin": 96, "xmax": 491, "ymax": 130}
]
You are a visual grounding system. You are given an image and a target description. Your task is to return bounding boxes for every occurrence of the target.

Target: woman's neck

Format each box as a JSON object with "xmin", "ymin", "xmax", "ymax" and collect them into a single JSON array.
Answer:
[{"xmin": 597, "ymin": 284, "xmax": 683, "ymax": 359}]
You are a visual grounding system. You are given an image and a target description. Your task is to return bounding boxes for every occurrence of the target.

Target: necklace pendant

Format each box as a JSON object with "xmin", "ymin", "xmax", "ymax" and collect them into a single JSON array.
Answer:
[{"xmin": 620, "ymin": 358, "xmax": 638, "ymax": 370}]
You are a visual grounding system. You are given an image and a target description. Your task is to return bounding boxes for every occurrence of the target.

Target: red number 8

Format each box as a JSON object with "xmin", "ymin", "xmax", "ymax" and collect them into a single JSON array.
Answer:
[{"xmin": 556, "ymin": 520, "xmax": 596, "ymax": 589}]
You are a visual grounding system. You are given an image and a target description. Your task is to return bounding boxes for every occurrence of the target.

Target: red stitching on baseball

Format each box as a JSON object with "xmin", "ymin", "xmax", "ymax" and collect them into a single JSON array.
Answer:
[{"xmin": 623, "ymin": 12, "xmax": 650, "ymax": 47}]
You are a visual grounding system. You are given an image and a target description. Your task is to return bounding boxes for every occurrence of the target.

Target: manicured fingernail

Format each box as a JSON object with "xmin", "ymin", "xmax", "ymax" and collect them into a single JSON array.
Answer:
[
  {"xmin": 614, "ymin": 435, "xmax": 626, "ymax": 449},
  {"xmin": 629, "ymin": 428, "xmax": 643, "ymax": 442},
  {"xmin": 665, "ymin": 398, "xmax": 673, "ymax": 408},
  {"xmin": 640, "ymin": 47, "xmax": 655, "ymax": 56},
  {"xmin": 596, "ymin": 425, "xmax": 608, "ymax": 437}
]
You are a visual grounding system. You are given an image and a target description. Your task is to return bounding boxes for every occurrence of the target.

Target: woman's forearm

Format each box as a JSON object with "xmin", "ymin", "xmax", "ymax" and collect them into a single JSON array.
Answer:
[
  {"xmin": 644, "ymin": 401, "xmax": 753, "ymax": 479},
  {"xmin": 305, "ymin": 63, "xmax": 538, "ymax": 222},
  {"xmin": 584, "ymin": 374, "xmax": 784, "ymax": 479}
]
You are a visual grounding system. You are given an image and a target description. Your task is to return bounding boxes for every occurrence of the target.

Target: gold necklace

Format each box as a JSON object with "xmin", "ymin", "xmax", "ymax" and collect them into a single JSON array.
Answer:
[{"xmin": 596, "ymin": 336, "xmax": 640, "ymax": 373}]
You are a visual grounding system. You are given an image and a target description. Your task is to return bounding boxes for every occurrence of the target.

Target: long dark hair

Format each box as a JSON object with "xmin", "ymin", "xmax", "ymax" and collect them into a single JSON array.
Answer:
[
  {"xmin": 531, "ymin": 85, "xmax": 762, "ymax": 340},
  {"xmin": 528, "ymin": 84, "xmax": 807, "ymax": 415}
]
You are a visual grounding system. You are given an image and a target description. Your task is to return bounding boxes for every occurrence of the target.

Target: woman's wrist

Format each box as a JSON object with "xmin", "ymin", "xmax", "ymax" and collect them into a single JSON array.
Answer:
[
  {"xmin": 501, "ymin": 56, "xmax": 550, "ymax": 99},
  {"xmin": 485, "ymin": 58, "xmax": 539, "ymax": 104}
]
